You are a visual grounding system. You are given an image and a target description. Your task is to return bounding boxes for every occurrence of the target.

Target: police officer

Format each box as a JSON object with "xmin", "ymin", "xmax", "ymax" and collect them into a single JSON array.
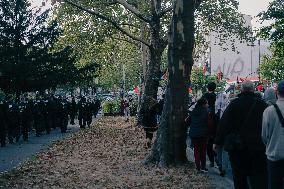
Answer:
[
  {"xmin": 93, "ymin": 98, "xmax": 101, "ymax": 118},
  {"xmin": 7, "ymin": 98, "xmax": 20, "ymax": 143},
  {"xmin": 69, "ymin": 97, "xmax": 77, "ymax": 125},
  {"xmin": 0, "ymin": 100, "xmax": 7, "ymax": 147},
  {"xmin": 58, "ymin": 96, "xmax": 69, "ymax": 133},
  {"xmin": 42, "ymin": 98, "xmax": 50, "ymax": 134},
  {"xmin": 78, "ymin": 97, "xmax": 87, "ymax": 129},
  {"xmin": 33, "ymin": 97, "xmax": 45, "ymax": 137},
  {"xmin": 86, "ymin": 98, "xmax": 93, "ymax": 128},
  {"xmin": 19, "ymin": 98, "xmax": 30, "ymax": 141},
  {"xmin": 46, "ymin": 96, "xmax": 57, "ymax": 131}
]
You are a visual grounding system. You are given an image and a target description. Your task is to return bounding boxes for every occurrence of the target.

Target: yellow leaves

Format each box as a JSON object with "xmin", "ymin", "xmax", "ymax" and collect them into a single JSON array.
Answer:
[{"xmin": 0, "ymin": 117, "xmax": 210, "ymax": 188}]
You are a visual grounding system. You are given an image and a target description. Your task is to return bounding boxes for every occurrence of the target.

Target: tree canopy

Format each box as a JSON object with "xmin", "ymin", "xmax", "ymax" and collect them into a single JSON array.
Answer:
[
  {"xmin": 51, "ymin": 0, "xmax": 253, "ymax": 93},
  {"xmin": 258, "ymin": 0, "xmax": 284, "ymax": 83},
  {"xmin": 0, "ymin": 0, "xmax": 97, "ymax": 94}
]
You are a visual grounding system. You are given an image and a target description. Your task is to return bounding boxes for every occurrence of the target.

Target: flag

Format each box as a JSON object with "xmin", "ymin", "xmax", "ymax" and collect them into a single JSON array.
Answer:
[{"xmin": 133, "ymin": 86, "xmax": 140, "ymax": 94}]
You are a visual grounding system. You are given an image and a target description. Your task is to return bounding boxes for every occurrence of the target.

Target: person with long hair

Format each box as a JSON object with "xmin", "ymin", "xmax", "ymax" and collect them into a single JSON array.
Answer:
[{"xmin": 188, "ymin": 98, "xmax": 209, "ymax": 172}]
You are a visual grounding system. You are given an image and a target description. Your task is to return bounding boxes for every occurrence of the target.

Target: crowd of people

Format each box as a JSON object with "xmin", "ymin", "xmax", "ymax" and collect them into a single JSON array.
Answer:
[
  {"xmin": 0, "ymin": 95, "xmax": 101, "ymax": 148},
  {"xmin": 187, "ymin": 80, "xmax": 284, "ymax": 189}
]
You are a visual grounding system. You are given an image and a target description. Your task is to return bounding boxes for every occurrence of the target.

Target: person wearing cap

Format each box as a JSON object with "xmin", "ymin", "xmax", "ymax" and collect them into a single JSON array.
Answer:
[
  {"xmin": 214, "ymin": 80, "xmax": 268, "ymax": 189},
  {"xmin": 262, "ymin": 80, "xmax": 284, "ymax": 189}
]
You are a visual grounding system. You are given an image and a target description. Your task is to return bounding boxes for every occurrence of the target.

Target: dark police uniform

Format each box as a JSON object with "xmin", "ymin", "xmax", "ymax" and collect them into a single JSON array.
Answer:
[
  {"xmin": 0, "ymin": 102, "xmax": 7, "ymax": 147},
  {"xmin": 69, "ymin": 98, "xmax": 77, "ymax": 125},
  {"xmin": 7, "ymin": 102, "xmax": 20, "ymax": 143},
  {"xmin": 78, "ymin": 98, "xmax": 87, "ymax": 129}
]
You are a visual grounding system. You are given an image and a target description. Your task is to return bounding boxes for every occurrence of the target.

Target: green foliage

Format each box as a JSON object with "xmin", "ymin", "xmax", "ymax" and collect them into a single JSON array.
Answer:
[
  {"xmin": 258, "ymin": 0, "xmax": 284, "ymax": 43},
  {"xmin": 260, "ymin": 45, "xmax": 284, "ymax": 83},
  {"xmin": 257, "ymin": 0, "xmax": 284, "ymax": 83},
  {"xmin": 191, "ymin": 67, "xmax": 226, "ymax": 93},
  {"xmin": 0, "ymin": 0, "xmax": 97, "ymax": 93},
  {"xmin": 96, "ymin": 39, "xmax": 141, "ymax": 91},
  {"xmin": 52, "ymin": 0, "xmax": 252, "ymax": 92},
  {"xmin": 102, "ymin": 98, "xmax": 121, "ymax": 115}
]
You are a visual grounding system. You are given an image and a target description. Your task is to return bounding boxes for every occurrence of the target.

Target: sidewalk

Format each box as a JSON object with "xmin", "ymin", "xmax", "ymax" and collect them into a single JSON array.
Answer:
[
  {"xmin": 186, "ymin": 146, "xmax": 234, "ymax": 189},
  {"xmin": 0, "ymin": 121, "xmax": 81, "ymax": 173}
]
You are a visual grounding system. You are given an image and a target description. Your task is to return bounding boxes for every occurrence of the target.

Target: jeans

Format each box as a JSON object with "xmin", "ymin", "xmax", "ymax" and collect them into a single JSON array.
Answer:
[
  {"xmin": 229, "ymin": 150, "xmax": 268, "ymax": 189},
  {"xmin": 192, "ymin": 137, "xmax": 207, "ymax": 170},
  {"xmin": 267, "ymin": 159, "xmax": 284, "ymax": 189}
]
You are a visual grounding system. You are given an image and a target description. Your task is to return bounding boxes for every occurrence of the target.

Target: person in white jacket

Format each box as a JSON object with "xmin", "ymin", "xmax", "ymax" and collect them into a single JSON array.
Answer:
[{"xmin": 262, "ymin": 80, "xmax": 284, "ymax": 189}]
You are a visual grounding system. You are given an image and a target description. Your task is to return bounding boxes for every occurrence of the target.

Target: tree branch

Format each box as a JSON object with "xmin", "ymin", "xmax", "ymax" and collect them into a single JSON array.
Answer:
[
  {"xmin": 63, "ymin": 0, "xmax": 150, "ymax": 47},
  {"xmin": 110, "ymin": 35, "xmax": 140, "ymax": 47},
  {"xmin": 194, "ymin": 0, "xmax": 204, "ymax": 10},
  {"xmin": 114, "ymin": 0, "xmax": 151, "ymax": 23},
  {"xmin": 158, "ymin": 6, "xmax": 173, "ymax": 18}
]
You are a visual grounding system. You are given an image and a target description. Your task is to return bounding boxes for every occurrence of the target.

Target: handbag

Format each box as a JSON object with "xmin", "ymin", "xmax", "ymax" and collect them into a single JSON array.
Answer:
[{"xmin": 223, "ymin": 99, "xmax": 257, "ymax": 152}]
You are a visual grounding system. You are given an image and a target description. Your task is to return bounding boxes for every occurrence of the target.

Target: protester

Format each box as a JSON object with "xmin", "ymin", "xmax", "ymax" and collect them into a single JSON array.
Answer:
[
  {"xmin": 262, "ymin": 80, "xmax": 284, "ymax": 189},
  {"xmin": 214, "ymin": 91, "xmax": 229, "ymax": 176},
  {"xmin": 263, "ymin": 87, "xmax": 277, "ymax": 105},
  {"xmin": 203, "ymin": 82, "xmax": 218, "ymax": 168},
  {"xmin": 156, "ymin": 94, "xmax": 165, "ymax": 124},
  {"xmin": 188, "ymin": 98, "xmax": 209, "ymax": 173},
  {"xmin": 141, "ymin": 97, "xmax": 158, "ymax": 148},
  {"xmin": 214, "ymin": 80, "xmax": 268, "ymax": 189},
  {"xmin": 123, "ymin": 96, "xmax": 130, "ymax": 122}
]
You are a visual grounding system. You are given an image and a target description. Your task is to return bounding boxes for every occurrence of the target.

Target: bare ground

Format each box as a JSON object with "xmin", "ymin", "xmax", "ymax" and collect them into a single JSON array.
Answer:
[{"xmin": 0, "ymin": 117, "xmax": 212, "ymax": 189}]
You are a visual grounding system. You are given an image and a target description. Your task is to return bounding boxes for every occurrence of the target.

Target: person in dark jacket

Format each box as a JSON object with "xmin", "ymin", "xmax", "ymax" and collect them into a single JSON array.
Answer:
[
  {"xmin": 93, "ymin": 98, "xmax": 101, "ymax": 118},
  {"xmin": 58, "ymin": 97, "xmax": 69, "ymax": 133},
  {"xmin": 33, "ymin": 99, "xmax": 45, "ymax": 137},
  {"xmin": 214, "ymin": 80, "xmax": 268, "ymax": 189},
  {"xmin": 141, "ymin": 97, "xmax": 158, "ymax": 148},
  {"xmin": 202, "ymin": 82, "xmax": 218, "ymax": 168},
  {"xmin": 19, "ymin": 98, "xmax": 33, "ymax": 141},
  {"xmin": 78, "ymin": 97, "xmax": 88, "ymax": 129},
  {"xmin": 86, "ymin": 98, "xmax": 93, "ymax": 128},
  {"xmin": 7, "ymin": 99, "xmax": 20, "ymax": 143},
  {"xmin": 46, "ymin": 96, "xmax": 57, "ymax": 130},
  {"xmin": 69, "ymin": 97, "xmax": 77, "ymax": 125},
  {"xmin": 189, "ymin": 97, "xmax": 209, "ymax": 172},
  {"xmin": 0, "ymin": 101, "xmax": 7, "ymax": 147}
]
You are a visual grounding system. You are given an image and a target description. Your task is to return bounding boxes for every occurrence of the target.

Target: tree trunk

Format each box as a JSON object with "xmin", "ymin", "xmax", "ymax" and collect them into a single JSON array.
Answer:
[
  {"xmin": 138, "ymin": 8, "xmax": 166, "ymax": 124},
  {"xmin": 145, "ymin": 0, "xmax": 195, "ymax": 166},
  {"xmin": 138, "ymin": 21, "xmax": 149, "ymax": 119}
]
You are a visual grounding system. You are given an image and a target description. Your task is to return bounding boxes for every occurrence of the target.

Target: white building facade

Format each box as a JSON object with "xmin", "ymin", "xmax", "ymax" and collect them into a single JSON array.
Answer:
[{"xmin": 200, "ymin": 15, "xmax": 271, "ymax": 81}]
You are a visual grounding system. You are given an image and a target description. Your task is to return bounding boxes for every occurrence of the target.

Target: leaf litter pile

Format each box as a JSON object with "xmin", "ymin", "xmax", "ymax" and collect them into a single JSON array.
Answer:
[{"xmin": 0, "ymin": 117, "xmax": 211, "ymax": 189}]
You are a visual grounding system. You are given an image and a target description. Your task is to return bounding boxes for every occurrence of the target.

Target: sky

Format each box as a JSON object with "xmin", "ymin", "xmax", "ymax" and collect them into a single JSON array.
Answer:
[
  {"xmin": 238, "ymin": 0, "xmax": 273, "ymax": 29},
  {"xmin": 30, "ymin": 0, "xmax": 273, "ymax": 29}
]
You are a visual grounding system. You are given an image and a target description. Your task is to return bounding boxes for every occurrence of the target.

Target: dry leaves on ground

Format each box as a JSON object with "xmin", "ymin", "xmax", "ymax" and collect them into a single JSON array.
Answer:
[{"xmin": 0, "ymin": 117, "xmax": 212, "ymax": 189}]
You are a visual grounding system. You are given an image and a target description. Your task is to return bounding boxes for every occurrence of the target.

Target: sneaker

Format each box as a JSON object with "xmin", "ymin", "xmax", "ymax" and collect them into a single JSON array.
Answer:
[{"xmin": 200, "ymin": 168, "xmax": 208, "ymax": 173}]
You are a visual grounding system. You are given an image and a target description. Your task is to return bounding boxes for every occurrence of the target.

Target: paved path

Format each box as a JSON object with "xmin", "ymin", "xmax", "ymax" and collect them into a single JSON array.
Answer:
[
  {"xmin": 0, "ymin": 121, "xmax": 81, "ymax": 173},
  {"xmin": 186, "ymin": 142, "xmax": 234, "ymax": 189}
]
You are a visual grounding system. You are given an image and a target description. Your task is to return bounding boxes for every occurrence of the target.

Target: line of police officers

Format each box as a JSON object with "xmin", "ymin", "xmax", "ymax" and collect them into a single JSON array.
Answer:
[{"xmin": 0, "ymin": 95, "xmax": 101, "ymax": 147}]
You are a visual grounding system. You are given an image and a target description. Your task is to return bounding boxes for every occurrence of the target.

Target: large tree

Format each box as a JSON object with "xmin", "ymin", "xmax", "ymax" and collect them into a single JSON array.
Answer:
[
  {"xmin": 258, "ymin": 0, "xmax": 284, "ymax": 83},
  {"xmin": 0, "ymin": 0, "xmax": 96, "ymax": 94},
  {"xmin": 50, "ymin": 0, "xmax": 252, "ymax": 122},
  {"xmin": 142, "ymin": 0, "xmax": 196, "ymax": 166}
]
